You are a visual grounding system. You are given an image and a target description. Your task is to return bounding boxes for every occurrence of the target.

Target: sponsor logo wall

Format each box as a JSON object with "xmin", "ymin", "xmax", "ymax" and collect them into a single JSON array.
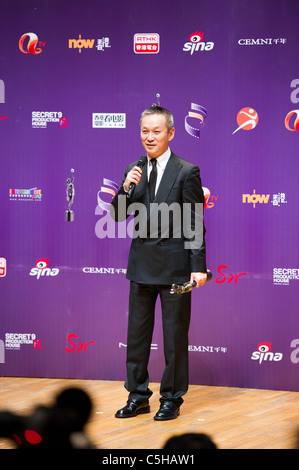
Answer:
[{"xmin": 0, "ymin": 0, "xmax": 298, "ymax": 392}]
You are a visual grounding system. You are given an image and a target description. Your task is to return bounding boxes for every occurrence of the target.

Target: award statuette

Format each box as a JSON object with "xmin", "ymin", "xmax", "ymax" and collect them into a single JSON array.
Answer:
[
  {"xmin": 65, "ymin": 169, "xmax": 75, "ymax": 222},
  {"xmin": 170, "ymin": 269, "xmax": 212, "ymax": 294}
]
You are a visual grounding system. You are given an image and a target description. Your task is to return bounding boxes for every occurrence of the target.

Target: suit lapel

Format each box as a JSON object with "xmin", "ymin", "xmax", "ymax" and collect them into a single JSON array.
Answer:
[
  {"xmin": 154, "ymin": 153, "xmax": 182, "ymax": 204},
  {"xmin": 145, "ymin": 153, "xmax": 182, "ymax": 232}
]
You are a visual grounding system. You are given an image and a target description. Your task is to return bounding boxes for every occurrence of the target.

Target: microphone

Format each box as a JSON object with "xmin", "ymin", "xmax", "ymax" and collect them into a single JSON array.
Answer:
[
  {"xmin": 126, "ymin": 155, "xmax": 147, "ymax": 198},
  {"xmin": 170, "ymin": 269, "xmax": 212, "ymax": 294}
]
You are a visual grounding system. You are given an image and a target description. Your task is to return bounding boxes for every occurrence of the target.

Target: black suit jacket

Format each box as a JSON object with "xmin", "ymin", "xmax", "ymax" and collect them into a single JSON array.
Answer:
[{"xmin": 110, "ymin": 152, "xmax": 207, "ymax": 284}]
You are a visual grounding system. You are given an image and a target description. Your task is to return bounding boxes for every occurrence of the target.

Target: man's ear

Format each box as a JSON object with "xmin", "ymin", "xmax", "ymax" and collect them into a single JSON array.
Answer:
[{"xmin": 168, "ymin": 127, "xmax": 175, "ymax": 142}]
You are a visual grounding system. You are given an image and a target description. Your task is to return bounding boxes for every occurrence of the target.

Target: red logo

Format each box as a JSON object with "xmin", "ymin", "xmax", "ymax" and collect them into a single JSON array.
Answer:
[
  {"xmin": 257, "ymin": 342, "xmax": 271, "ymax": 353},
  {"xmin": 35, "ymin": 258, "xmax": 49, "ymax": 269},
  {"xmin": 19, "ymin": 33, "xmax": 45, "ymax": 54},
  {"xmin": 134, "ymin": 34, "xmax": 160, "ymax": 54},
  {"xmin": 0, "ymin": 258, "xmax": 6, "ymax": 277},
  {"xmin": 203, "ymin": 187, "xmax": 218, "ymax": 208},
  {"xmin": 65, "ymin": 334, "xmax": 96, "ymax": 352},
  {"xmin": 189, "ymin": 31, "xmax": 204, "ymax": 43},
  {"xmin": 215, "ymin": 265, "xmax": 247, "ymax": 284},
  {"xmin": 285, "ymin": 110, "xmax": 299, "ymax": 131},
  {"xmin": 233, "ymin": 107, "xmax": 259, "ymax": 134}
]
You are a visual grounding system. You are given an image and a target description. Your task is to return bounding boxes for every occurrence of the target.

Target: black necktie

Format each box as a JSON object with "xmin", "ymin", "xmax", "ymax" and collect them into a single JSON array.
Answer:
[{"xmin": 149, "ymin": 158, "xmax": 157, "ymax": 202}]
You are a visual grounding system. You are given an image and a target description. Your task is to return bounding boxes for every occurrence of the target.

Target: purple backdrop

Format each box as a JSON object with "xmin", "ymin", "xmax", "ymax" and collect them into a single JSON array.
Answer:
[{"xmin": 1, "ymin": 0, "xmax": 298, "ymax": 392}]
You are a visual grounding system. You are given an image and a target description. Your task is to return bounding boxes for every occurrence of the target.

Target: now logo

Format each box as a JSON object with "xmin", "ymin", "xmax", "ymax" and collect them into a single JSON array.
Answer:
[
  {"xmin": 69, "ymin": 35, "xmax": 95, "ymax": 53},
  {"xmin": 242, "ymin": 189, "xmax": 270, "ymax": 208}
]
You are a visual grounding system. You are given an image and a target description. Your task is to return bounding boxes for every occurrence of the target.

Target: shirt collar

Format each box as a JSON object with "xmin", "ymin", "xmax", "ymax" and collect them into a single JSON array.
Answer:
[{"xmin": 148, "ymin": 148, "xmax": 171, "ymax": 168}]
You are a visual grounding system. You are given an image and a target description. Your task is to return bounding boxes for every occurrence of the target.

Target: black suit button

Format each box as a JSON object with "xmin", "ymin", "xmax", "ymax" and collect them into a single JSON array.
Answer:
[
  {"xmin": 159, "ymin": 241, "xmax": 164, "ymax": 246},
  {"xmin": 139, "ymin": 238, "xmax": 144, "ymax": 244}
]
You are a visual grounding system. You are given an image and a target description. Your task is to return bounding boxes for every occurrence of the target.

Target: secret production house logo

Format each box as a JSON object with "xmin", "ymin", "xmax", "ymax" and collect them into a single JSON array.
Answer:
[
  {"xmin": 183, "ymin": 31, "xmax": 214, "ymax": 55},
  {"xmin": 1, "ymin": 334, "xmax": 42, "ymax": 363},
  {"xmin": 32, "ymin": 111, "xmax": 68, "ymax": 128},
  {"xmin": 232, "ymin": 107, "xmax": 259, "ymax": 134},
  {"xmin": 251, "ymin": 342, "xmax": 283, "ymax": 364},
  {"xmin": 29, "ymin": 259, "xmax": 60, "ymax": 279},
  {"xmin": 19, "ymin": 32, "xmax": 46, "ymax": 54},
  {"xmin": 4, "ymin": 333, "xmax": 39, "ymax": 350},
  {"xmin": 273, "ymin": 267, "xmax": 299, "ymax": 286}
]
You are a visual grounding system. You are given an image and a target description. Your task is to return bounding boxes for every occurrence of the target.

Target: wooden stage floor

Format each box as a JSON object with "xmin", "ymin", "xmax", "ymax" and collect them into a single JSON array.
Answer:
[{"xmin": 0, "ymin": 377, "xmax": 298, "ymax": 450}]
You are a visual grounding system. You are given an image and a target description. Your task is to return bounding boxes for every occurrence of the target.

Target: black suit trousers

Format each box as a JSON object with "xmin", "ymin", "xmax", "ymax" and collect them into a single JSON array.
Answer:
[{"xmin": 125, "ymin": 281, "xmax": 191, "ymax": 406}]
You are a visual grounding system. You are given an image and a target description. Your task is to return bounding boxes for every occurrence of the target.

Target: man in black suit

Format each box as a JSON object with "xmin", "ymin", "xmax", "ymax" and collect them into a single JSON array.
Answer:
[{"xmin": 110, "ymin": 106, "xmax": 207, "ymax": 420}]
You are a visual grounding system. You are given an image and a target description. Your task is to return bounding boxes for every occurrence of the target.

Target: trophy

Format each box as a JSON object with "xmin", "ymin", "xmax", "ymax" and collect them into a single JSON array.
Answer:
[
  {"xmin": 65, "ymin": 169, "xmax": 75, "ymax": 221},
  {"xmin": 170, "ymin": 269, "xmax": 212, "ymax": 294}
]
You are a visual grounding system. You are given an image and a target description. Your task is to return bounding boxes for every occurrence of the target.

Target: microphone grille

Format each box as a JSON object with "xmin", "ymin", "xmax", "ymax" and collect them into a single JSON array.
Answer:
[{"xmin": 138, "ymin": 155, "xmax": 147, "ymax": 166}]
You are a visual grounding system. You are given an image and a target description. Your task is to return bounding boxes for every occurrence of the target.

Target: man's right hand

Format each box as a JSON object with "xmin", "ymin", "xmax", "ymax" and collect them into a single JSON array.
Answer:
[{"xmin": 123, "ymin": 166, "xmax": 143, "ymax": 192}]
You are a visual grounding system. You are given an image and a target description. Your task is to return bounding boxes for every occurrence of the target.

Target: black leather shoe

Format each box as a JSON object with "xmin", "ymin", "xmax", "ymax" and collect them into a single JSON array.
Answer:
[
  {"xmin": 154, "ymin": 401, "xmax": 180, "ymax": 421},
  {"xmin": 115, "ymin": 399, "xmax": 150, "ymax": 418}
]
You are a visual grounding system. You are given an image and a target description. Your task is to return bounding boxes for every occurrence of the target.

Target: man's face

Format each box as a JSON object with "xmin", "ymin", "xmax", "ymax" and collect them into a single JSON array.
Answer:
[{"xmin": 140, "ymin": 114, "xmax": 175, "ymax": 159}]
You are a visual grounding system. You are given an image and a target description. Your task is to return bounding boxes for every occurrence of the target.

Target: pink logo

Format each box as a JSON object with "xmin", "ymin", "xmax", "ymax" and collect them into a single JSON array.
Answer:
[
  {"xmin": 65, "ymin": 334, "xmax": 96, "ymax": 352},
  {"xmin": 257, "ymin": 342, "xmax": 271, "ymax": 353},
  {"xmin": 215, "ymin": 265, "xmax": 247, "ymax": 284},
  {"xmin": 189, "ymin": 31, "xmax": 204, "ymax": 43}
]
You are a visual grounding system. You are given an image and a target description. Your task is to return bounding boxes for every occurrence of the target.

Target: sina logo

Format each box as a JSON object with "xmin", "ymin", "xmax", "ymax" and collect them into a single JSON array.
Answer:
[
  {"xmin": 29, "ymin": 259, "xmax": 60, "ymax": 280},
  {"xmin": 251, "ymin": 342, "xmax": 283, "ymax": 364},
  {"xmin": 183, "ymin": 31, "xmax": 214, "ymax": 55}
]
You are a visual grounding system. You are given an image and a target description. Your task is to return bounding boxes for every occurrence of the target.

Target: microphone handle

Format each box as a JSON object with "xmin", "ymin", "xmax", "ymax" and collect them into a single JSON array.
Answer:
[{"xmin": 127, "ymin": 157, "xmax": 147, "ymax": 198}]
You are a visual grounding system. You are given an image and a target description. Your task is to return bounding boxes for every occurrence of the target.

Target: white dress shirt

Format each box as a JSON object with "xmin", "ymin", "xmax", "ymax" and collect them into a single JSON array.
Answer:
[{"xmin": 147, "ymin": 148, "xmax": 171, "ymax": 196}]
